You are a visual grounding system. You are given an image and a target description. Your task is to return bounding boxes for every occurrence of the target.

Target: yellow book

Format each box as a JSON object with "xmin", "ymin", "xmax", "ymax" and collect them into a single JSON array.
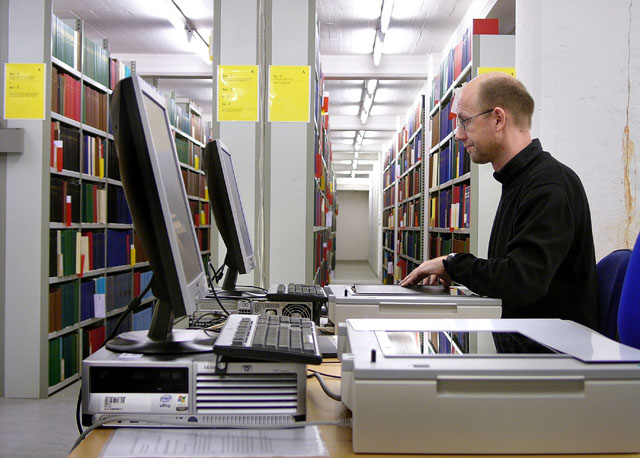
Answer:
[
  {"xmin": 99, "ymin": 157, "xmax": 104, "ymax": 178},
  {"xmin": 194, "ymin": 155, "xmax": 199, "ymax": 170},
  {"xmin": 204, "ymin": 186, "xmax": 209, "ymax": 201},
  {"xmin": 200, "ymin": 210, "xmax": 205, "ymax": 226},
  {"xmin": 130, "ymin": 246, "xmax": 136, "ymax": 266}
]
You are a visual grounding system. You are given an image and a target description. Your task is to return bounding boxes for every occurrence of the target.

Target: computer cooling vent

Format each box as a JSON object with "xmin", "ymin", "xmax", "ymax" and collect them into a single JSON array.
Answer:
[{"xmin": 281, "ymin": 303, "xmax": 312, "ymax": 319}]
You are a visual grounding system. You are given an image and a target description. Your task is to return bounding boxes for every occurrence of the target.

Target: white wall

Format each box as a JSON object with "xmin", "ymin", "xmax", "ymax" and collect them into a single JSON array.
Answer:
[
  {"xmin": 517, "ymin": 0, "xmax": 640, "ymax": 260},
  {"xmin": 336, "ymin": 190, "xmax": 369, "ymax": 261}
]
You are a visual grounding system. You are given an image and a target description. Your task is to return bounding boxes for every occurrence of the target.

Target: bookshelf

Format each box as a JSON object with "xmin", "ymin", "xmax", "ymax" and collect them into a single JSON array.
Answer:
[
  {"xmin": 47, "ymin": 16, "xmax": 158, "ymax": 395},
  {"xmin": 166, "ymin": 95, "xmax": 212, "ymax": 272},
  {"xmin": 426, "ymin": 30, "xmax": 514, "ymax": 261},
  {"xmin": 312, "ymin": 66, "xmax": 337, "ymax": 285},
  {"xmin": 380, "ymin": 96, "xmax": 425, "ymax": 284}
]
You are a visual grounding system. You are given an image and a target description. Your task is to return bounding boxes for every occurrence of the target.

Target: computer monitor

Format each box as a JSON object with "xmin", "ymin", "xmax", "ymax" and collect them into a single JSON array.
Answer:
[
  {"xmin": 107, "ymin": 75, "xmax": 213, "ymax": 353},
  {"xmin": 203, "ymin": 139, "xmax": 256, "ymax": 293}
]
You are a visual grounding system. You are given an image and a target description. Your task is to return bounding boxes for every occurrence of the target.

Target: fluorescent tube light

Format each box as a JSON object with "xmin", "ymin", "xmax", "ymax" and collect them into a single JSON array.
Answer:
[
  {"xmin": 373, "ymin": 30, "xmax": 384, "ymax": 66},
  {"xmin": 380, "ymin": 0, "xmax": 395, "ymax": 34},
  {"xmin": 366, "ymin": 79, "xmax": 378, "ymax": 95}
]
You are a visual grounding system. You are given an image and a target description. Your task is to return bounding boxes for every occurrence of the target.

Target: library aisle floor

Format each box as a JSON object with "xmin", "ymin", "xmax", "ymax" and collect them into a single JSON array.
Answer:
[
  {"xmin": 0, "ymin": 381, "xmax": 80, "ymax": 457},
  {"xmin": 331, "ymin": 260, "xmax": 379, "ymax": 284}
]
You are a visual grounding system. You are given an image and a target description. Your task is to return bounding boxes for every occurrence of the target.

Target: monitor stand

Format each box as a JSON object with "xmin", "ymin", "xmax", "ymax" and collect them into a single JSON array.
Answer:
[{"xmin": 106, "ymin": 299, "xmax": 215, "ymax": 354}]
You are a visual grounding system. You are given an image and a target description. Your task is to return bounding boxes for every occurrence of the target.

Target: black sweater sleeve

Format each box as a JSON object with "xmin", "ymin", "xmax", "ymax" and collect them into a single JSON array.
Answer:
[{"xmin": 445, "ymin": 182, "xmax": 574, "ymax": 307}]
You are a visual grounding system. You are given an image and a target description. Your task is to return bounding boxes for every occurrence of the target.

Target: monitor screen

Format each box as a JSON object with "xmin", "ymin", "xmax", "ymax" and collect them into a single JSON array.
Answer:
[
  {"xmin": 107, "ymin": 75, "xmax": 212, "ymax": 353},
  {"xmin": 204, "ymin": 139, "xmax": 256, "ymax": 292}
]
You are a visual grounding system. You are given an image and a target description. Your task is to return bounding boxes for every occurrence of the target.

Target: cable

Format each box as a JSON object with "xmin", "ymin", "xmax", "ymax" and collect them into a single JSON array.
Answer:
[
  {"xmin": 190, "ymin": 311, "xmax": 226, "ymax": 328},
  {"xmin": 307, "ymin": 369, "xmax": 341, "ymax": 379},
  {"xmin": 235, "ymin": 284, "xmax": 268, "ymax": 292},
  {"xmin": 69, "ymin": 415, "xmax": 351, "ymax": 454},
  {"xmin": 310, "ymin": 372, "xmax": 341, "ymax": 401},
  {"xmin": 75, "ymin": 279, "xmax": 154, "ymax": 435},
  {"xmin": 204, "ymin": 262, "xmax": 230, "ymax": 316}
]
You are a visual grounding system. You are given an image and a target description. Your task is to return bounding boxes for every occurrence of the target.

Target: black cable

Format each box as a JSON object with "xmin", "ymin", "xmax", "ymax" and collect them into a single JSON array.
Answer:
[
  {"xmin": 75, "ymin": 279, "xmax": 154, "ymax": 435},
  {"xmin": 190, "ymin": 311, "xmax": 225, "ymax": 328},
  {"xmin": 235, "ymin": 284, "xmax": 268, "ymax": 292},
  {"xmin": 307, "ymin": 369, "xmax": 341, "ymax": 379}
]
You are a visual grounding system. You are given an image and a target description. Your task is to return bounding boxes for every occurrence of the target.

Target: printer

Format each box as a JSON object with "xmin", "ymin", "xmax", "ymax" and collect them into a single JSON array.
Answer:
[
  {"xmin": 338, "ymin": 318, "xmax": 640, "ymax": 454},
  {"xmin": 327, "ymin": 284, "xmax": 502, "ymax": 326}
]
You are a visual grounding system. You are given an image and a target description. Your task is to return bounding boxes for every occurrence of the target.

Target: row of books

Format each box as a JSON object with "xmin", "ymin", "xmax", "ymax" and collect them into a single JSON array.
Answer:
[
  {"xmin": 82, "ymin": 134, "xmax": 105, "ymax": 177},
  {"xmin": 313, "ymin": 189, "xmax": 331, "ymax": 226},
  {"xmin": 83, "ymin": 325, "xmax": 105, "ymax": 358},
  {"xmin": 83, "ymin": 85, "xmax": 108, "ymax": 132},
  {"xmin": 428, "ymin": 233, "xmax": 469, "ymax": 259},
  {"xmin": 383, "ymin": 187, "xmax": 395, "ymax": 208},
  {"xmin": 382, "ymin": 229, "xmax": 394, "ymax": 250},
  {"xmin": 181, "ymin": 169, "xmax": 207, "ymax": 199},
  {"xmin": 48, "ymin": 333, "xmax": 78, "ymax": 387},
  {"xmin": 174, "ymin": 136, "xmax": 203, "ymax": 170},
  {"xmin": 49, "ymin": 229, "xmax": 107, "ymax": 278},
  {"xmin": 166, "ymin": 98, "xmax": 193, "ymax": 137},
  {"xmin": 197, "ymin": 227, "xmax": 210, "ymax": 252},
  {"xmin": 81, "ymin": 183, "xmax": 107, "ymax": 224},
  {"xmin": 107, "ymin": 186, "xmax": 132, "ymax": 224},
  {"xmin": 431, "ymin": 141, "xmax": 470, "ymax": 187},
  {"xmin": 109, "ymin": 58, "xmax": 131, "ymax": 91},
  {"xmin": 52, "ymin": 67, "xmax": 81, "ymax": 122},
  {"xmin": 397, "ymin": 131, "xmax": 423, "ymax": 177},
  {"xmin": 383, "ymin": 163, "xmax": 395, "ymax": 188},
  {"xmin": 395, "ymin": 98, "xmax": 423, "ymax": 153},
  {"xmin": 395, "ymin": 257, "xmax": 419, "ymax": 283},
  {"xmin": 51, "ymin": 121, "xmax": 80, "ymax": 172},
  {"xmin": 383, "ymin": 144, "xmax": 394, "ymax": 169},
  {"xmin": 106, "ymin": 229, "xmax": 133, "ymax": 268},
  {"xmin": 107, "ymin": 141, "xmax": 121, "ymax": 181},
  {"xmin": 430, "ymin": 28, "xmax": 472, "ymax": 108},
  {"xmin": 429, "ymin": 185, "xmax": 471, "ymax": 229},
  {"xmin": 189, "ymin": 201, "xmax": 211, "ymax": 228},
  {"xmin": 398, "ymin": 166, "xmax": 421, "ymax": 202},
  {"xmin": 52, "ymin": 15, "xmax": 79, "ymax": 69},
  {"xmin": 382, "ymin": 207, "xmax": 395, "ymax": 228},
  {"xmin": 83, "ymin": 37, "xmax": 109, "ymax": 87},
  {"xmin": 398, "ymin": 199, "xmax": 421, "ymax": 228},
  {"xmin": 397, "ymin": 230, "xmax": 421, "ymax": 260},
  {"xmin": 49, "ymin": 281, "xmax": 79, "ymax": 331},
  {"xmin": 382, "ymin": 249, "xmax": 394, "ymax": 284},
  {"xmin": 313, "ymin": 230, "xmax": 330, "ymax": 286}
]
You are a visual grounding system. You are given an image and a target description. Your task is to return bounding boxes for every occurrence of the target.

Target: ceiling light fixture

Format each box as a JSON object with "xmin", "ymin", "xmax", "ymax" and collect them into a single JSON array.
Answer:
[
  {"xmin": 162, "ymin": 0, "xmax": 211, "ymax": 65},
  {"xmin": 366, "ymin": 79, "xmax": 378, "ymax": 95},
  {"xmin": 351, "ymin": 170, "xmax": 356, "ymax": 178},
  {"xmin": 354, "ymin": 150, "xmax": 359, "ymax": 159},
  {"xmin": 380, "ymin": 0, "xmax": 395, "ymax": 34},
  {"xmin": 373, "ymin": 30, "xmax": 384, "ymax": 66},
  {"xmin": 360, "ymin": 109, "xmax": 369, "ymax": 124},
  {"xmin": 352, "ymin": 159, "xmax": 358, "ymax": 169}
]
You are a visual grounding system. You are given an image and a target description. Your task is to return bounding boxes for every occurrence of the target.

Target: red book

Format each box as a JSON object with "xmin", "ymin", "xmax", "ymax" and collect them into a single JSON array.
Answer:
[
  {"xmin": 79, "ymin": 254, "xmax": 85, "ymax": 277},
  {"xmin": 315, "ymin": 154, "xmax": 322, "ymax": 178},
  {"xmin": 65, "ymin": 195, "xmax": 71, "ymax": 226},
  {"xmin": 473, "ymin": 18, "xmax": 499, "ymax": 35},
  {"xmin": 50, "ymin": 122, "xmax": 55, "ymax": 167},
  {"xmin": 134, "ymin": 272, "xmax": 141, "ymax": 297}
]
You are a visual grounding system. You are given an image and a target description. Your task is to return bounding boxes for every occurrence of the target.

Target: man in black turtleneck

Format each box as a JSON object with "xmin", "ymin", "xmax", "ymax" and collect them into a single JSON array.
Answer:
[{"xmin": 400, "ymin": 72, "xmax": 598, "ymax": 330}]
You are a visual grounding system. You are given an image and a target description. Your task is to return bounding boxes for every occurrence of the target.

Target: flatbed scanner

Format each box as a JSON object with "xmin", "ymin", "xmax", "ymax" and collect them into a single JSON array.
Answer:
[
  {"xmin": 327, "ymin": 284, "xmax": 502, "ymax": 326},
  {"xmin": 339, "ymin": 318, "xmax": 640, "ymax": 454}
]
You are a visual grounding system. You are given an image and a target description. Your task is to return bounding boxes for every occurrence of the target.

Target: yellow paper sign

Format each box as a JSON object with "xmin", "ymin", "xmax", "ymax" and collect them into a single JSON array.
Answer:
[
  {"xmin": 477, "ymin": 67, "xmax": 516, "ymax": 77},
  {"xmin": 217, "ymin": 65, "xmax": 259, "ymax": 122},
  {"xmin": 3, "ymin": 63, "xmax": 46, "ymax": 119},
  {"xmin": 268, "ymin": 65, "xmax": 310, "ymax": 122}
]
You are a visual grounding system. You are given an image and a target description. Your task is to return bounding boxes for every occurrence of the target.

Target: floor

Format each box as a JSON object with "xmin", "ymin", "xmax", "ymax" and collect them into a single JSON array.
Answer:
[
  {"xmin": 0, "ymin": 260, "xmax": 379, "ymax": 458},
  {"xmin": 331, "ymin": 260, "xmax": 380, "ymax": 285},
  {"xmin": 0, "ymin": 380, "xmax": 81, "ymax": 458}
]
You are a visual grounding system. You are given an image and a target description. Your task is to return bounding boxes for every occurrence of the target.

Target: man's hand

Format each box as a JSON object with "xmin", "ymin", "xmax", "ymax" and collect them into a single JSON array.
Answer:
[{"xmin": 399, "ymin": 256, "xmax": 451, "ymax": 287}]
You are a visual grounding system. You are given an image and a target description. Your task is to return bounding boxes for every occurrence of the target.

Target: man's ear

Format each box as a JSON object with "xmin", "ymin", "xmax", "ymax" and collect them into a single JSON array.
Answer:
[{"xmin": 494, "ymin": 107, "xmax": 507, "ymax": 131}]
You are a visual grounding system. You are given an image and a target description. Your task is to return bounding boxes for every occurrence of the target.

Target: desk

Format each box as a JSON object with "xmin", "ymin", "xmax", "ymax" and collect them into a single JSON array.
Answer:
[{"xmin": 68, "ymin": 361, "xmax": 640, "ymax": 458}]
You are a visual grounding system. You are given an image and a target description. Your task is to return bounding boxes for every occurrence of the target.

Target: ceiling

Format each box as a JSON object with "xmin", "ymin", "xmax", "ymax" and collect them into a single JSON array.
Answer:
[{"xmin": 52, "ymin": 0, "xmax": 514, "ymax": 179}]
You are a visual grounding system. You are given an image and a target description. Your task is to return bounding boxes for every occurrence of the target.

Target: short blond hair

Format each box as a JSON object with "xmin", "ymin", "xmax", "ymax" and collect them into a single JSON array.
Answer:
[{"xmin": 477, "ymin": 74, "xmax": 534, "ymax": 129}]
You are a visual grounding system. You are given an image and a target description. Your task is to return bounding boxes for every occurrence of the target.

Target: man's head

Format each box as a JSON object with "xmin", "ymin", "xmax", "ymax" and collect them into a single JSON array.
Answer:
[{"xmin": 454, "ymin": 72, "xmax": 534, "ymax": 170}]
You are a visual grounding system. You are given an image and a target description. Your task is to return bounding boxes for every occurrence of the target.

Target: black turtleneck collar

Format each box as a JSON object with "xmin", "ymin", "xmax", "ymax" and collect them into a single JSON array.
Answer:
[{"xmin": 493, "ymin": 138, "xmax": 543, "ymax": 185}]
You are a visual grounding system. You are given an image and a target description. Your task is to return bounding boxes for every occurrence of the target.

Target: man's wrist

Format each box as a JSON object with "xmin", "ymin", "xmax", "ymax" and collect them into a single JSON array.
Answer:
[{"xmin": 443, "ymin": 252, "xmax": 457, "ymax": 273}]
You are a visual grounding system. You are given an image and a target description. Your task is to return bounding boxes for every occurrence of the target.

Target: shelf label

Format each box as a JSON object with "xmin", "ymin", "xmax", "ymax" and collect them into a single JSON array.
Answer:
[
  {"xmin": 268, "ymin": 65, "xmax": 310, "ymax": 122},
  {"xmin": 477, "ymin": 67, "xmax": 516, "ymax": 77},
  {"xmin": 3, "ymin": 63, "xmax": 46, "ymax": 120},
  {"xmin": 217, "ymin": 65, "xmax": 259, "ymax": 122}
]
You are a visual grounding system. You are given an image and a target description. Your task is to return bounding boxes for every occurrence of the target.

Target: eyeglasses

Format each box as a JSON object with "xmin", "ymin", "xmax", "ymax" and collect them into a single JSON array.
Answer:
[{"xmin": 456, "ymin": 108, "xmax": 494, "ymax": 132}]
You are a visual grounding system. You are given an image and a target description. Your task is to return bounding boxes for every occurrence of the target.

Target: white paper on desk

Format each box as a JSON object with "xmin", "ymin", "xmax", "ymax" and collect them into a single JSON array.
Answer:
[{"xmin": 100, "ymin": 427, "xmax": 328, "ymax": 458}]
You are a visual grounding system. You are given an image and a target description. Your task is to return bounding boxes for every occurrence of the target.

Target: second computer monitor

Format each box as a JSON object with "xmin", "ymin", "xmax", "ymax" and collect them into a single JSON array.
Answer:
[{"xmin": 204, "ymin": 139, "xmax": 256, "ymax": 292}]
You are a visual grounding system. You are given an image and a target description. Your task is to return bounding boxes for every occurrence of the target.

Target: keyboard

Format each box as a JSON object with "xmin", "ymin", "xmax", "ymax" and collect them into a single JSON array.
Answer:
[
  {"xmin": 213, "ymin": 314, "xmax": 322, "ymax": 365},
  {"xmin": 266, "ymin": 283, "xmax": 328, "ymax": 303}
]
